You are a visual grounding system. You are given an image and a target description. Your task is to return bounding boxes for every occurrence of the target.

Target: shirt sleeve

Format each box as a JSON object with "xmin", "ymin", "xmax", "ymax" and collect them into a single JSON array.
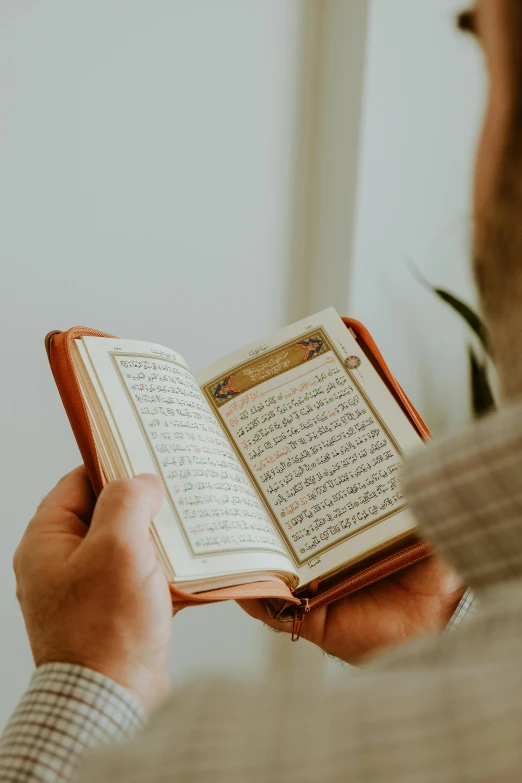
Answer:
[
  {"xmin": 402, "ymin": 399, "xmax": 522, "ymax": 592},
  {"xmin": 0, "ymin": 663, "xmax": 146, "ymax": 783}
]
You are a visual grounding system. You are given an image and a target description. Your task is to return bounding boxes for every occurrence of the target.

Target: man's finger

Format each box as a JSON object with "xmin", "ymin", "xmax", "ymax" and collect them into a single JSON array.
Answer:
[
  {"xmin": 16, "ymin": 468, "xmax": 96, "ymax": 570},
  {"xmin": 27, "ymin": 466, "xmax": 95, "ymax": 537},
  {"xmin": 87, "ymin": 474, "xmax": 165, "ymax": 544},
  {"xmin": 237, "ymin": 599, "xmax": 292, "ymax": 635}
]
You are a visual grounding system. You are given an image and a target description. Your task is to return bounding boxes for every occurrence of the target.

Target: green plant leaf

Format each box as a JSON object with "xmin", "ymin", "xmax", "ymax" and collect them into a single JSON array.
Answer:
[
  {"xmin": 434, "ymin": 288, "xmax": 491, "ymax": 357},
  {"xmin": 469, "ymin": 345, "xmax": 495, "ymax": 417},
  {"xmin": 408, "ymin": 261, "xmax": 492, "ymax": 357}
]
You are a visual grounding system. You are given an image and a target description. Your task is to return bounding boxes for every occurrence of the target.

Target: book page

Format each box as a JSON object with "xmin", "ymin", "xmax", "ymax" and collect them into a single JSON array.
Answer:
[
  {"xmin": 196, "ymin": 308, "xmax": 424, "ymax": 587},
  {"xmin": 78, "ymin": 337, "xmax": 296, "ymax": 586}
]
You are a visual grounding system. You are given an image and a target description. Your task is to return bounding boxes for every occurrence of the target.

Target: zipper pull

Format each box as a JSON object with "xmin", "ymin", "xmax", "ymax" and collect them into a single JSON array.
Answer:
[{"xmin": 291, "ymin": 598, "xmax": 310, "ymax": 642}]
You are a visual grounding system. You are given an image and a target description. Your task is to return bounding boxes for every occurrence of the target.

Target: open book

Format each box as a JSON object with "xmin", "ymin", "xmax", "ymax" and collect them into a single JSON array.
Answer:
[{"xmin": 46, "ymin": 309, "xmax": 431, "ymax": 623}]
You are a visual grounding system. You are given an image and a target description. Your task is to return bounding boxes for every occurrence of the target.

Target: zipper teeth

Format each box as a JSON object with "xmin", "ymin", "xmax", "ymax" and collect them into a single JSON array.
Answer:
[
  {"xmin": 61, "ymin": 327, "xmax": 115, "ymax": 489},
  {"xmin": 369, "ymin": 352, "xmax": 429, "ymax": 438},
  {"xmin": 344, "ymin": 319, "xmax": 430, "ymax": 440},
  {"xmin": 306, "ymin": 543, "xmax": 430, "ymax": 611},
  {"xmin": 389, "ymin": 384, "xmax": 429, "ymax": 438}
]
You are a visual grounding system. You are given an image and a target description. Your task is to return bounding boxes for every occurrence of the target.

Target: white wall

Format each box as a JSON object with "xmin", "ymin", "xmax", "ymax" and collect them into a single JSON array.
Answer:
[
  {"xmin": 0, "ymin": 0, "xmax": 327, "ymax": 729},
  {"xmin": 348, "ymin": 0, "xmax": 486, "ymax": 434},
  {"xmin": 296, "ymin": 0, "xmax": 369, "ymax": 317}
]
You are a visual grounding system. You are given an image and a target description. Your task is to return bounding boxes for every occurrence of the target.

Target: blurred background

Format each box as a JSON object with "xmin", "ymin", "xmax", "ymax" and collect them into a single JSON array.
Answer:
[{"xmin": 0, "ymin": 0, "xmax": 484, "ymax": 728}]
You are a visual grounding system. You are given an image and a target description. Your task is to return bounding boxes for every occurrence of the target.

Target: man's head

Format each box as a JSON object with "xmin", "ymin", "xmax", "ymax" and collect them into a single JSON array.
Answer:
[{"xmin": 461, "ymin": 1, "xmax": 522, "ymax": 399}]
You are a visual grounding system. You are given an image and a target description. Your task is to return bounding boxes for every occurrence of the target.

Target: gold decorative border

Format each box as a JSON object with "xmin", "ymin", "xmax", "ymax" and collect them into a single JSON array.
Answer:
[
  {"xmin": 202, "ymin": 328, "xmax": 406, "ymax": 566},
  {"xmin": 209, "ymin": 332, "xmax": 329, "ymax": 407},
  {"xmin": 110, "ymin": 352, "xmax": 286, "ymax": 560}
]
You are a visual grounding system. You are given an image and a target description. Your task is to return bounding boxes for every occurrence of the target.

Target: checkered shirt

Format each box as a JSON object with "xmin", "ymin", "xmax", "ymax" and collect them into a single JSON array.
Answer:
[{"xmin": 4, "ymin": 400, "xmax": 522, "ymax": 783}]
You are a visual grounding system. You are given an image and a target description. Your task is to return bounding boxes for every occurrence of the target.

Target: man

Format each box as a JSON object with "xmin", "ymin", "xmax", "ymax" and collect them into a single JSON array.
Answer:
[{"xmin": 1, "ymin": 1, "xmax": 521, "ymax": 780}]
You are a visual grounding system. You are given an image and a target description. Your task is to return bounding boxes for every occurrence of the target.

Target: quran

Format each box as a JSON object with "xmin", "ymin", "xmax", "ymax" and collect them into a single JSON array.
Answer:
[{"xmin": 46, "ymin": 308, "xmax": 431, "ymax": 626}]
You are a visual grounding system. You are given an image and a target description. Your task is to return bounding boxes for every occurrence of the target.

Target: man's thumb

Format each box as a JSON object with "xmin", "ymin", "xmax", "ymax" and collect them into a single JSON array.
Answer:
[{"xmin": 87, "ymin": 474, "xmax": 165, "ymax": 544}]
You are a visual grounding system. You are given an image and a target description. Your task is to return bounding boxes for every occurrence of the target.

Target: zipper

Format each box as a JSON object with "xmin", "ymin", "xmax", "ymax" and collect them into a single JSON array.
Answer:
[
  {"xmin": 306, "ymin": 541, "xmax": 430, "ymax": 610},
  {"xmin": 292, "ymin": 598, "xmax": 310, "ymax": 641},
  {"xmin": 49, "ymin": 326, "xmax": 116, "ymax": 495},
  {"xmin": 291, "ymin": 542, "xmax": 431, "ymax": 640},
  {"xmin": 342, "ymin": 319, "xmax": 431, "ymax": 441}
]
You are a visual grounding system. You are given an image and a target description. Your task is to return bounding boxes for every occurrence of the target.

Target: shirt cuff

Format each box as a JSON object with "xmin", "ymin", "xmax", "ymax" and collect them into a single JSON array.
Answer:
[
  {"xmin": 0, "ymin": 662, "xmax": 146, "ymax": 783},
  {"xmin": 445, "ymin": 587, "xmax": 477, "ymax": 632}
]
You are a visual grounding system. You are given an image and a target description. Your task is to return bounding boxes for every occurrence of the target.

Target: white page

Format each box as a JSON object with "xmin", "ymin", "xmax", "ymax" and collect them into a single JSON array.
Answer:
[
  {"xmin": 196, "ymin": 308, "xmax": 424, "ymax": 587},
  {"xmin": 79, "ymin": 336, "xmax": 296, "ymax": 585}
]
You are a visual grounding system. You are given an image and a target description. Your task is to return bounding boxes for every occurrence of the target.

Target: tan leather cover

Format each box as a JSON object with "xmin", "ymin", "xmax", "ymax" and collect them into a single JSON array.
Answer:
[
  {"xmin": 45, "ymin": 328, "xmax": 111, "ymax": 496},
  {"xmin": 45, "ymin": 320, "xmax": 431, "ymax": 614}
]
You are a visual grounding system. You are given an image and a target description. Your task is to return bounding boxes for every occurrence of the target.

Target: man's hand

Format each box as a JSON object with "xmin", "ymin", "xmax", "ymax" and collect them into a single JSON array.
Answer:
[
  {"xmin": 13, "ymin": 467, "xmax": 172, "ymax": 712},
  {"xmin": 241, "ymin": 556, "xmax": 464, "ymax": 663}
]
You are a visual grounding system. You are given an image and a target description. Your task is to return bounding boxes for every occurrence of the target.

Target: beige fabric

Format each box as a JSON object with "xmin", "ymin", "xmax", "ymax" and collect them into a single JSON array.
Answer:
[{"xmin": 6, "ymin": 401, "xmax": 522, "ymax": 782}]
